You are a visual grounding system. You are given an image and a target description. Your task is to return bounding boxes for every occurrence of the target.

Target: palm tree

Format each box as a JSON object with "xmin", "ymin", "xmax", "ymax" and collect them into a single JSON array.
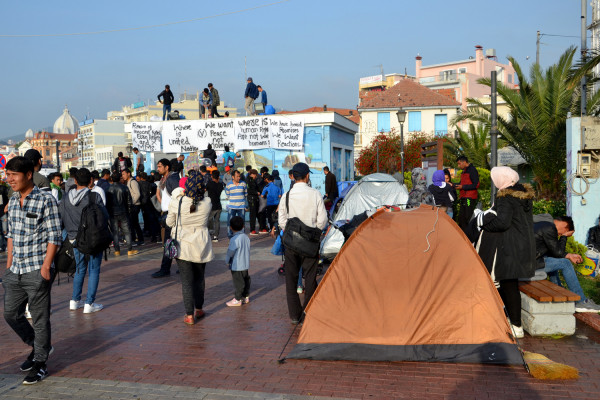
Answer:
[
  {"xmin": 444, "ymin": 123, "xmax": 491, "ymax": 169},
  {"xmin": 453, "ymin": 47, "xmax": 578, "ymax": 199}
]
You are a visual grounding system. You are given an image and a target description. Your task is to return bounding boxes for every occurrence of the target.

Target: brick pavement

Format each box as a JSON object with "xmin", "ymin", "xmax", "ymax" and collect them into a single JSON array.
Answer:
[{"xmin": 0, "ymin": 232, "xmax": 599, "ymax": 399}]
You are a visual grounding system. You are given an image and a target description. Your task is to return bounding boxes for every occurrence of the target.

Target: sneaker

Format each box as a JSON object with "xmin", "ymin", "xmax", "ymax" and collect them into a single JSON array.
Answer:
[
  {"xmin": 511, "ymin": 324, "xmax": 524, "ymax": 339},
  {"xmin": 575, "ymin": 298, "xmax": 600, "ymax": 313},
  {"xmin": 25, "ymin": 310, "xmax": 32, "ymax": 319},
  {"xmin": 226, "ymin": 298, "xmax": 242, "ymax": 307},
  {"xmin": 83, "ymin": 303, "xmax": 103, "ymax": 314},
  {"xmin": 250, "ymin": 231, "xmax": 258, "ymax": 236},
  {"xmin": 69, "ymin": 300, "xmax": 84, "ymax": 311},
  {"xmin": 127, "ymin": 249, "xmax": 139, "ymax": 256},
  {"xmin": 242, "ymin": 297, "xmax": 250, "ymax": 304},
  {"xmin": 259, "ymin": 229, "xmax": 268, "ymax": 234},
  {"xmin": 297, "ymin": 286, "xmax": 304, "ymax": 294},
  {"xmin": 212, "ymin": 237, "xmax": 218, "ymax": 243},
  {"xmin": 114, "ymin": 251, "xmax": 120, "ymax": 256},
  {"xmin": 20, "ymin": 347, "xmax": 54, "ymax": 372},
  {"xmin": 195, "ymin": 309, "xmax": 205, "ymax": 319},
  {"xmin": 151, "ymin": 270, "xmax": 170, "ymax": 278},
  {"xmin": 23, "ymin": 363, "xmax": 48, "ymax": 385},
  {"xmin": 183, "ymin": 315, "xmax": 194, "ymax": 325}
]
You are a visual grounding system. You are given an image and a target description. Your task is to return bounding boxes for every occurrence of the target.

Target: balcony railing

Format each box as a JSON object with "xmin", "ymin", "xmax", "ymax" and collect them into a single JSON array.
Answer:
[{"xmin": 419, "ymin": 73, "xmax": 462, "ymax": 85}]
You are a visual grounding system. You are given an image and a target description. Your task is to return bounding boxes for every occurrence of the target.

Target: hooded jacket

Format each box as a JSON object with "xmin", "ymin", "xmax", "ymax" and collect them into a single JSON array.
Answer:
[
  {"xmin": 533, "ymin": 213, "xmax": 568, "ymax": 268},
  {"xmin": 59, "ymin": 187, "xmax": 107, "ymax": 241},
  {"xmin": 479, "ymin": 183, "xmax": 536, "ymax": 280}
]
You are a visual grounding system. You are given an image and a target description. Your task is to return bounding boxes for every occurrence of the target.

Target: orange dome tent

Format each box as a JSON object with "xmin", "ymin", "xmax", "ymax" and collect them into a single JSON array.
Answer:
[{"xmin": 287, "ymin": 206, "xmax": 523, "ymax": 364}]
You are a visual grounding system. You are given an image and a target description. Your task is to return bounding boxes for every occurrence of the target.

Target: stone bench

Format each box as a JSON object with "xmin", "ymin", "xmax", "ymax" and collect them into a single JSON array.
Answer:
[{"xmin": 518, "ymin": 280, "xmax": 580, "ymax": 336}]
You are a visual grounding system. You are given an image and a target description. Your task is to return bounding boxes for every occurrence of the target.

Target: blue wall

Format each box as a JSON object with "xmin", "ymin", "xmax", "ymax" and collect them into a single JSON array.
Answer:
[{"xmin": 566, "ymin": 117, "xmax": 600, "ymax": 245}]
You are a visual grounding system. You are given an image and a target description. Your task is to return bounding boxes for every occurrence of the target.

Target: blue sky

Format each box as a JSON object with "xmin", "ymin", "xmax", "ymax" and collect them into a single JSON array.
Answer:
[{"xmin": 0, "ymin": 0, "xmax": 588, "ymax": 139}]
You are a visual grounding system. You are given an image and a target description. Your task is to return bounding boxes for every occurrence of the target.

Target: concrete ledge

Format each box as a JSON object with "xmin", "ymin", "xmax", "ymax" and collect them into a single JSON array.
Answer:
[
  {"xmin": 521, "ymin": 309, "xmax": 576, "ymax": 336},
  {"xmin": 520, "ymin": 292, "xmax": 575, "ymax": 314}
]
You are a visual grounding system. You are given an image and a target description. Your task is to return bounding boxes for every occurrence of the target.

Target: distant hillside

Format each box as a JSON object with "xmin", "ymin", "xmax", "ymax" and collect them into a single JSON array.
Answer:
[{"xmin": 0, "ymin": 133, "xmax": 25, "ymax": 145}]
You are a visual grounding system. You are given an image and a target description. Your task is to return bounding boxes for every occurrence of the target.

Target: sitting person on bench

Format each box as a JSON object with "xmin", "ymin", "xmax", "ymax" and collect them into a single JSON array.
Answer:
[{"xmin": 534, "ymin": 214, "xmax": 600, "ymax": 312}]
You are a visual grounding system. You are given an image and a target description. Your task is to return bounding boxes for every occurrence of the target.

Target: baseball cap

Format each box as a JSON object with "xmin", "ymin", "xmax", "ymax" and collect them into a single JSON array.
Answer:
[
  {"xmin": 24, "ymin": 149, "xmax": 43, "ymax": 163},
  {"xmin": 291, "ymin": 162, "xmax": 311, "ymax": 178}
]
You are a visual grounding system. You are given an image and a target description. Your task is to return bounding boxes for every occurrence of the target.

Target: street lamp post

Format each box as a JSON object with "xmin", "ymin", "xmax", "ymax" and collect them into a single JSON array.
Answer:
[{"xmin": 396, "ymin": 109, "xmax": 407, "ymax": 174}]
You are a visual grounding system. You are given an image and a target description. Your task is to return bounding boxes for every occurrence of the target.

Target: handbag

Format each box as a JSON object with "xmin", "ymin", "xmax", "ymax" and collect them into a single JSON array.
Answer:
[
  {"xmin": 164, "ymin": 197, "xmax": 183, "ymax": 259},
  {"xmin": 281, "ymin": 191, "xmax": 322, "ymax": 258},
  {"xmin": 151, "ymin": 195, "xmax": 161, "ymax": 213},
  {"xmin": 55, "ymin": 239, "xmax": 76, "ymax": 275}
]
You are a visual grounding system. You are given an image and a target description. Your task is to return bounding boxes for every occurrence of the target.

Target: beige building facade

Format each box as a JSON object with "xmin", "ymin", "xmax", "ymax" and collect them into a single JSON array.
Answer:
[{"xmin": 78, "ymin": 120, "xmax": 127, "ymax": 169}]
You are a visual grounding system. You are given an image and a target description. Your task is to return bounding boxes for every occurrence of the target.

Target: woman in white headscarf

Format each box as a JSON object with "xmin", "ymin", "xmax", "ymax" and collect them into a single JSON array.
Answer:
[{"xmin": 474, "ymin": 166, "xmax": 536, "ymax": 338}]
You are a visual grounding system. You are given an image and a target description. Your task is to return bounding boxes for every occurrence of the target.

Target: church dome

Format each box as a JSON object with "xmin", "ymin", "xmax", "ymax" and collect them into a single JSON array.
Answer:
[
  {"xmin": 53, "ymin": 105, "xmax": 80, "ymax": 134},
  {"xmin": 25, "ymin": 128, "xmax": 34, "ymax": 139}
]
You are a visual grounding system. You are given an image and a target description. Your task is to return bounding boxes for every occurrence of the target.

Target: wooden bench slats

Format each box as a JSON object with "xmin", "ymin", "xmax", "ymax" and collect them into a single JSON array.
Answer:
[
  {"xmin": 535, "ymin": 279, "xmax": 581, "ymax": 302},
  {"xmin": 519, "ymin": 282, "xmax": 555, "ymax": 302},
  {"xmin": 519, "ymin": 280, "xmax": 581, "ymax": 302}
]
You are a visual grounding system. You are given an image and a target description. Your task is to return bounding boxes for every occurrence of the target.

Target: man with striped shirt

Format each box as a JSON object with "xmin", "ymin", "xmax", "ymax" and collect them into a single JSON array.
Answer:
[{"xmin": 225, "ymin": 170, "xmax": 247, "ymax": 238}]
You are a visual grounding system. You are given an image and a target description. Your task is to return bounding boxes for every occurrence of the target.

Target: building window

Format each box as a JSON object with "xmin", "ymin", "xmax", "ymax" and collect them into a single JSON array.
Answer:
[
  {"xmin": 508, "ymin": 74, "xmax": 513, "ymax": 84},
  {"xmin": 45, "ymin": 149, "xmax": 50, "ymax": 156},
  {"xmin": 377, "ymin": 112, "xmax": 391, "ymax": 133},
  {"xmin": 408, "ymin": 111, "xmax": 421, "ymax": 132},
  {"xmin": 434, "ymin": 114, "xmax": 448, "ymax": 137}
]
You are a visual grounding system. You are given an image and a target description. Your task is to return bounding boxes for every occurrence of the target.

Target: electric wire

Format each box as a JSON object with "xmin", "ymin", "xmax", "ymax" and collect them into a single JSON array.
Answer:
[{"xmin": 0, "ymin": 1, "xmax": 290, "ymax": 38}]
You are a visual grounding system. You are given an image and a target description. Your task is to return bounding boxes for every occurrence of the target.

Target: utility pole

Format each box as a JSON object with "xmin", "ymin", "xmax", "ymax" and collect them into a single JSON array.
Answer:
[
  {"xmin": 55, "ymin": 140, "xmax": 60, "ymax": 173},
  {"xmin": 536, "ymin": 30, "xmax": 541, "ymax": 65},
  {"xmin": 582, "ymin": 0, "xmax": 588, "ymax": 116},
  {"xmin": 490, "ymin": 70, "xmax": 499, "ymax": 200}
]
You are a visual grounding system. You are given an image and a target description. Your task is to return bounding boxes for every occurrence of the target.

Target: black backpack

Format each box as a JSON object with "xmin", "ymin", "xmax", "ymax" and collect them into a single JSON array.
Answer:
[{"xmin": 75, "ymin": 192, "xmax": 113, "ymax": 255}]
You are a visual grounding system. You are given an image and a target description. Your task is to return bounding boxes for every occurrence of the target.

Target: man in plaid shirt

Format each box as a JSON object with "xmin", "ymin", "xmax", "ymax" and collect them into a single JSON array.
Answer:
[{"xmin": 2, "ymin": 156, "xmax": 61, "ymax": 385}]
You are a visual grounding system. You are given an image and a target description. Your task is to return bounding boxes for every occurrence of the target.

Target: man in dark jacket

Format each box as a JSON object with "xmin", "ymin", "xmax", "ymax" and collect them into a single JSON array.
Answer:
[
  {"xmin": 246, "ymin": 169, "xmax": 262, "ymax": 235},
  {"xmin": 207, "ymin": 83, "xmax": 221, "ymax": 118},
  {"xmin": 202, "ymin": 144, "xmax": 217, "ymax": 165},
  {"xmin": 206, "ymin": 170, "xmax": 224, "ymax": 242},
  {"xmin": 106, "ymin": 172, "xmax": 137, "ymax": 257},
  {"xmin": 323, "ymin": 166, "xmax": 338, "ymax": 203},
  {"xmin": 534, "ymin": 214, "xmax": 600, "ymax": 312},
  {"xmin": 157, "ymin": 84, "xmax": 174, "ymax": 121},
  {"xmin": 587, "ymin": 216, "xmax": 600, "ymax": 251},
  {"xmin": 96, "ymin": 169, "xmax": 111, "ymax": 192},
  {"xmin": 455, "ymin": 156, "xmax": 479, "ymax": 232},
  {"xmin": 244, "ymin": 77, "xmax": 259, "ymax": 116},
  {"xmin": 137, "ymin": 172, "xmax": 159, "ymax": 242},
  {"xmin": 112, "ymin": 152, "xmax": 132, "ymax": 173}
]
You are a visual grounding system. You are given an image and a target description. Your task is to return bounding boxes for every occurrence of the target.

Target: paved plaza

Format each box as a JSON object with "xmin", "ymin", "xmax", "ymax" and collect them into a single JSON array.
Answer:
[{"xmin": 0, "ymin": 233, "xmax": 599, "ymax": 399}]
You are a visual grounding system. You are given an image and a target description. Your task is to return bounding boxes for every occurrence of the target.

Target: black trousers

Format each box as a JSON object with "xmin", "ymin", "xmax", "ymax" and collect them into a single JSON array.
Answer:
[
  {"xmin": 248, "ymin": 196, "xmax": 259, "ymax": 232},
  {"xmin": 129, "ymin": 205, "xmax": 144, "ymax": 243},
  {"xmin": 265, "ymin": 205, "xmax": 278, "ymax": 230},
  {"xmin": 498, "ymin": 279, "xmax": 521, "ymax": 327},
  {"xmin": 176, "ymin": 260, "xmax": 206, "ymax": 315},
  {"xmin": 458, "ymin": 197, "xmax": 477, "ymax": 232},
  {"xmin": 231, "ymin": 270, "xmax": 251, "ymax": 301},
  {"xmin": 159, "ymin": 213, "xmax": 173, "ymax": 273},
  {"xmin": 141, "ymin": 203, "xmax": 160, "ymax": 239},
  {"xmin": 211, "ymin": 104, "xmax": 221, "ymax": 118},
  {"xmin": 284, "ymin": 247, "xmax": 318, "ymax": 321}
]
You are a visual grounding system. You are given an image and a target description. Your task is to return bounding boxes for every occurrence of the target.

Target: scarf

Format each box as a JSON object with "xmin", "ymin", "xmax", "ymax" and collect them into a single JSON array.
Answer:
[
  {"xmin": 159, "ymin": 171, "xmax": 175, "ymax": 191},
  {"xmin": 491, "ymin": 166, "xmax": 519, "ymax": 190},
  {"xmin": 184, "ymin": 170, "xmax": 205, "ymax": 203}
]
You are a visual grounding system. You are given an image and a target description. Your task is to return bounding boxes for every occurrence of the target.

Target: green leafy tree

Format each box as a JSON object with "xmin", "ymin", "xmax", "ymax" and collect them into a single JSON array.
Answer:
[
  {"xmin": 453, "ymin": 47, "xmax": 579, "ymax": 200},
  {"xmin": 444, "ymin": 123, "xmax": 491, "ymax": 169}
]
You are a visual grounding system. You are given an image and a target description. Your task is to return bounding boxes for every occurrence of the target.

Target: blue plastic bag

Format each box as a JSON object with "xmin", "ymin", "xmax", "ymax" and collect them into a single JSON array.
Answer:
[{"xmin": 271, "ymin": 231, "xmax": 284, "ymax": 256}]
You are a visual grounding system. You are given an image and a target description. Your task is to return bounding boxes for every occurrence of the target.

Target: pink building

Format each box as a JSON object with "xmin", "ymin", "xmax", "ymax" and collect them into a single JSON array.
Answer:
[{"xmin": 416, "ymin": 45, "xmax": 518, "ymax": 110}]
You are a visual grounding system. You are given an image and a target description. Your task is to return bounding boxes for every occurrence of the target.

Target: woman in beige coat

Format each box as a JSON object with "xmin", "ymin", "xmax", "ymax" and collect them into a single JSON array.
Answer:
[{"xmin": 166, "ymin": 171, "xmax": 213, "ymax": 325}]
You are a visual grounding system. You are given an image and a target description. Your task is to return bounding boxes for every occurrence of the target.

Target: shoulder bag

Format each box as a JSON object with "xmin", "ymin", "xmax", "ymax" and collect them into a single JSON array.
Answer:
[
  {"xmin": 164, "ymin": 197, "xmax": 183, "ymax": 259},
  {"xmin": 282, "ymin": 191, "xmax": 322, "ymax": 258}
]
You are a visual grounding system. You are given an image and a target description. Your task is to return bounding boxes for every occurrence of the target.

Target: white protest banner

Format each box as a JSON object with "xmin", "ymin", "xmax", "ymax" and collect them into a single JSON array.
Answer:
[
  {"xmin": 269, "ymin": 116, "xmax": 304, "ymax": 150},
  {"xmin": 233, "ymin": 117, "xmax": 271, "ymax": 150},
  {"xmin": 162, "ymin": 121, "xmax": 199, "ymax": 153},
  {"xmin": 131, "ymin": 122, "xmax": 162, "ymax": 152},
  {"xmin": 195, "ymin": 119, "xmax": 236, "ymax": 152}
]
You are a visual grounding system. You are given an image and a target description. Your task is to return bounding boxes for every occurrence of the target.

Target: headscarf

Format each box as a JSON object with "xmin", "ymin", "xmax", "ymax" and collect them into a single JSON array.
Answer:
[
  {"xmin": 490, "ymin": 166, "xmax": 519, "ymax": 190},
  {"xmin": 432, "ymin": 170, "xmax": 446, "ymax": 188},
  {"xmin": 184, "ymin": 170, "xmax": 205, "ymax": 203}
]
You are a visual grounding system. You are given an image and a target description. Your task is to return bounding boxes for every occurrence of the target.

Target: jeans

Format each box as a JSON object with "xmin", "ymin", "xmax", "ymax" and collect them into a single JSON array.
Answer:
[
  {"xmin": 298, "ymin": 267, "xmax": 303, "ymax": 287},
  {"xmin": 208, "ymin": 210, "xmax": 221, "ymax": 238},
  {"xmin": 265, "ymin": 205, "xmax": 278, "ymax": 230},
  {"xmin": 129, "ymin": 205, "xmax": 144, "ymax": 243},
  {"xmin": 177, "ymin": 260, "xmax": 206, "ymax": 315},
  {"xmin": 111, "ymin": 214, "xmax": 133, "ymax": 252},
  {"xmin": 244, "ymin": 97, "xmax": 255, "ymax": 116},
  {"xmin": 544, "ymin": 257, "xmax": 587, "ymax": 301},
  {"xmin": 72, "ymin": 248, "xmax": 103, "ymax": 305},
  {"xmin": 3, "ymin": 268, "xmax": 54, "ymax": 363},
  {"xmin": 162, "ymin": 104, "xmax": 171, "ymax": 120},
  {"xmin": 228, "ymin": 208, "xmax": 245, "ymax": 238}
]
